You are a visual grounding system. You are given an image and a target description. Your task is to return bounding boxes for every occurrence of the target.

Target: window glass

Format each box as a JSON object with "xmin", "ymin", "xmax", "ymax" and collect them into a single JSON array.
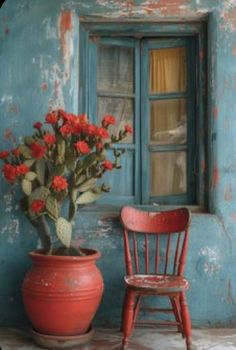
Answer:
[
  {"xmin": 149, "ymin": 47, "xmax": 187, "ymax": 94},
  {"xmin": 97, "ymin": 45, "xmax": 134, "ymax": 94},
  {"xmin": 150, "ymin": 99, "xmax": 187, "ymax": 144},
  {"xmin": 98, "ymin": 97, "xmax": 133, "ymax": 143},
  {"xmin": 150, "ymin": 151, "xmax": 187, "ymax": 196}
]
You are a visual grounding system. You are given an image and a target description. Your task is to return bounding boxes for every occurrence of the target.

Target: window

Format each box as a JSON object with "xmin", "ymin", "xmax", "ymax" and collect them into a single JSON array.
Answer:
[{"xmin": 79, "ymin": 22, "xmax": 206, "ymax": 206}]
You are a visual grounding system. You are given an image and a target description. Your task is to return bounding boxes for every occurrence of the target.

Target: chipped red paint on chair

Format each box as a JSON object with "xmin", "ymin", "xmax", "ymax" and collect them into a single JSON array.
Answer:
[{"xmin": 120, "ymin": 206, "xmax": 192, "ymax": 350}]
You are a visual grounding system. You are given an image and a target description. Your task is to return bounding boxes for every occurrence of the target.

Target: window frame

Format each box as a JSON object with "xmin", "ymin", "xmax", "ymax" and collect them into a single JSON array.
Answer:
[
  {"xmin": 79, "ymin": 20, "xmax": 207, "ymax": 208},
  {"xmin": 141, "ymin": 37, "xmax": 197, "ymax": 205}
]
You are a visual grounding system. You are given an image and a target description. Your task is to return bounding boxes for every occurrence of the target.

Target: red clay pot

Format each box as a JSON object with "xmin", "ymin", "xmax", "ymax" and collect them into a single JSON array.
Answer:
[{"xmin": 22, "ymin": 249, "xmax": 104, "ymax": 336}]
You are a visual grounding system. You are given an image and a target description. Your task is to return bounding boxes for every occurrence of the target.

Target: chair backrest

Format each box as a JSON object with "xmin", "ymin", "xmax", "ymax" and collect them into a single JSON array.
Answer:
[{"xmin": 121, "ymin": 206, "xmax": 191, "ymax": 277}]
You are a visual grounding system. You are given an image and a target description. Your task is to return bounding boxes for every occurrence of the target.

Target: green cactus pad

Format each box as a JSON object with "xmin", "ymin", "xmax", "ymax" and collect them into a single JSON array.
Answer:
[
  {"xmin": 53, "ymin": 164, "xmax": 65, "ymax": 176},
  {"xmin": 65, "ymin": 149, "xmax": 77, "ymax": 170},
  {"xmin": 24, "ymin": 159, "xmax": 36, "ymax": 167},
  {"xmin": 29, "ymin": 186, "xmax": 50, "ymax": 203},
  {"xmin": 25, "ymin": 171, "xmax": 37, "ymax": 181},
  {"xmin": 19, "ymin": 145, "xmax": 32, "ymax": 159},
  {"xmin": 57, "ymin": 138, "xmax": 66, "ymax": 164},
  {"xmin": 24, "ymin": 136, "xmax": 35, "ymax": 145},
  {"xmin": 56, "ymin": 217, "xmax": 72, "ymax": 248},
  {"xmin": 77, "ymin": 188, "xmax": 101, "ymax": 204},
  {"xmin": 36, "ymin": 159, "xmax": 46, "ymax": 185},
  {"xmin": 46, "ymin": 195, "xmax": 58, "ymax": 221},
  {"xmin": 78, "ymin": 178, "xmax": 96, "ymax": 192},
  {"xmin": 22, "ymin": 179, "xmax": 32, "ymax": 196}
]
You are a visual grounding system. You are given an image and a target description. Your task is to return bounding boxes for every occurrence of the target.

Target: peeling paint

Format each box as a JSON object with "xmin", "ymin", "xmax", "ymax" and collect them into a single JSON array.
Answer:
[
  {"xmin": 48, "ymin": 63, "xmax": 65, "ymax": 109},
  {"xmin": 212, "ymin": 164, "xmax": 219, "ymax": 188},
  {"xmin": 41, "ymin": 82, "xmax": 48, "ymax": 91},
  {"xmin": 222, "ymin": 7, "xmax": 236, "ymax": 32},
  {"xmin": 94, "ymin": 0, "xmax": 207, "ymax": 18},
  {"xmin": 58, "ymin": 10, "xmax": 74, "ymax": 77},
  {"xmin": 199, "ymin": 49, "xmax": 204, "ymax": 60},
  {"xmin": 3, "ymin": 192, "xmax": 13, "ymax": 213},
  {"xmin": 201, "ymin": 159, "xmax": 206, "ymax": 173},
  {"xmin": 42, "ymin": 17, "xmax": 57, "ymax": 40},
  {"xmin": 0, "ymin": 219, "xmax": 20, "ymax": 243},
  {"xmin": 3, "ymin": 128, "xmax": 15, "ymax": 141},
  {"xmin": 199, "ymin": 246, "xmax": 221, "ymax": 276},
  {"xmin": 230, "ymin": 213, "xmax": 236, "ymax": 221},
  {"xmin": 213, "ymin": 107, "xmax": 218, "ymax": 120},
  {"xmin": 0, "ymin": 95, "xmax": 13, "ymax": 104},
  {"xmin": 224, "ymin": 185, "xmax": 233, "ymax": 202},
  {"xmin": 232, "ymin": 47, "xmax": 236, "ymax": 56}
]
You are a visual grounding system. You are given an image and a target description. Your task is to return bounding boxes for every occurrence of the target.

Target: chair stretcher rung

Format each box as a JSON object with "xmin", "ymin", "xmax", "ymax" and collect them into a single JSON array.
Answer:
[
  {"xmin": 136, "ymin": 320, "xmax": 180, "ymax": 327},
  {"xmin": 141, "ymin": 307, "xmax": 174, "ymax": 313}
]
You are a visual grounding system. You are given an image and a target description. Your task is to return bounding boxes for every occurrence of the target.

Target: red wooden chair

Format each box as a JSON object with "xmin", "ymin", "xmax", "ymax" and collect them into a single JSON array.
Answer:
[{"xmin": 120, "ymin": 206, "xmax": 193, "ymax": 350}]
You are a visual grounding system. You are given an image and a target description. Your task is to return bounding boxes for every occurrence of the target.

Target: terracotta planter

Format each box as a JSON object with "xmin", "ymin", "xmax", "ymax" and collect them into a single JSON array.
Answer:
[{"xmin": 22, "ymin": 249, "xmax": 104, "ymax": 336}]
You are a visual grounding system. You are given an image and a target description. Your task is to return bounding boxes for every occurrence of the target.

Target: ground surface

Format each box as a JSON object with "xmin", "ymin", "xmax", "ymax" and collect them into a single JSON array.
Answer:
[{"xmin": 1, "ymin": 328, "xmax": 236, "ymax": 349}]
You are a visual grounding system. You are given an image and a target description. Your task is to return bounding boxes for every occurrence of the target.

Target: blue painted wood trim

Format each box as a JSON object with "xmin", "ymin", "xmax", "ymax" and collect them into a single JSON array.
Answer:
[
  {"xmin": 79, "ymin": 25, "xmax": 88, "ymax": 114},
  {"xmin": 149, "ymin": 93, "xmax": 187, "ymax": 100},
  {"xmin": 80, "ymin": 21, "xmax": 207, "ymax": 207},
  {"xmin": 198, "ymin": 23, "xmax": 208, "ymax": 208},
  {"xmin": 149, "ymin": 145, "xmax": 187, "ymax": 152},
  {"xmin": 80, "ymin": 21, "xmax": 205, "ymax": 36},
  {"xmin": 141, "ymin": 37, "xmax": 197, "ymax": 205},
  {"xmin": 88, "ymin": 37, "xmax": 97, "ymax": 124},
  {"xmin": 86, "ymin": 36, "xmax": 140, "ymax": 204},
  {"xmin": 141, "ymin": 39, "xmax": 150, "ymax": 204},
  {"xmin": 186, "ymin": 37, "xmax": 197, "ymax": 204}
]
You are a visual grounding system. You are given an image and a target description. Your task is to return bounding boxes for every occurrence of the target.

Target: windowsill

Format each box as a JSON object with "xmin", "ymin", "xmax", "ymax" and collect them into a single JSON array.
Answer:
[{"xmin": 78, "ymin": 203, "xmax": 206, "ymax": 214}]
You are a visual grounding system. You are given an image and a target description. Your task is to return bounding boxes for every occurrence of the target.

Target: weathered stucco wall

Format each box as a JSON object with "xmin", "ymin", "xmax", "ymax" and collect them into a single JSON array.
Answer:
[{"xmin": 1, "ymin": 0, "xmax": 236, "ymax": 327}]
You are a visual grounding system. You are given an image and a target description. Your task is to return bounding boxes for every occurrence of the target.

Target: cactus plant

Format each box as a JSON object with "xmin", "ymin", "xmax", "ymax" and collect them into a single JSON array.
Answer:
[{"xmin": 0, "ymin": 110, "xmax": 132, "ymax": 255}]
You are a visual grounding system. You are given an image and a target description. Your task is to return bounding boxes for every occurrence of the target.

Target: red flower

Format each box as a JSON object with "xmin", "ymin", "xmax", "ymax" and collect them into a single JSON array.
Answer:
[
  {"xmin": 102, "ymin": 160, "xmax": 113, "ymax": 170},
  {"xmin": 30, "ymin": 142, "xmax": 46, "ymax": 159},
  {"xmin": 30, "ymin": 199, "xmax": 45, "ymax": 214},
  {"xmin": 12, "ymin": 148, "xmax": 20, "ymax": 157},
  {"xmin": 33, "ymin": 122, "xmax": 42, "ymax": 129},
  {"xmin": 102, "ymin": 115, "xmax": 116, "ymax": 127},
  {"xmin": 16, "ymin": 164, "xmax": 29, "ymax": 176},
  {"xmin": 78, "ymin": 114, "xmax": 88, "ymax": 123},
  {"xmin": 124, "ymin": 124, "xmax": 133, "ymax": 133},
  {"xmin": 96, "ymin": 142, "xmax": 103, "ymax": 151},
  {"xmin": 74, "ymin": 141, "xmax": 90, "ymax": 154},
  {"xmin": 44, "ymin": 133, "xmax": 56, "ymax": 145},
  {"xmin": 60, "ymin": 123, "xmax": 73, "ymax": 137},
  {"xmin": 58, "ymin": 109, "xmax": 68, "ymax": 121},
  {"xmin": 96, "ymin": 127, "xmax": 109, "ymax": 139},
  {"xmin": 85, "ymin": 124, "xmax": 97, "ymax": 136},
  {"xmin": 45, "ymin": 112, "xmax": 58, "ymax": 124},
  {"xmin": 51, "ymin": 176, "xmax": 68, "ymax": 192},
  {"xmin": 2, "ymin": 164, "xmax": 17, "ymax": 183},
  {"xmin": 0, "ymin": 150, "xmax": 9, "ymax": 159}
]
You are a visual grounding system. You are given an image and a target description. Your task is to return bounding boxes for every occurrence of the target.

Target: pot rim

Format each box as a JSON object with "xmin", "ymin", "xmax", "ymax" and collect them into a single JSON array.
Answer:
[{"xmin": 29, "ymin": 248, "xmax": 101, "ymax": 262}]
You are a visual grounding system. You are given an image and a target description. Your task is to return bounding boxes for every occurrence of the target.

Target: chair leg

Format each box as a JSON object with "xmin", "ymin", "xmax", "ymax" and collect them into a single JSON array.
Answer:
[
  {"xmin": 170, "ymin": 296, "xmax": 184, "ymax": 337},
  {"xmin": 121, "ymin": 288, "xmax": 136, "ymax": 349},
  {"xmin": 180, "ymin": 292, "xmax": 192, "ymax": 350}
]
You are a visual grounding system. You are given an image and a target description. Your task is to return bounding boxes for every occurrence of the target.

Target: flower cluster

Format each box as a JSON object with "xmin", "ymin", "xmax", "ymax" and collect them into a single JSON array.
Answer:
[{"xmin": 0, "ymin": 110, "xmax": 132, "ymax": 255}]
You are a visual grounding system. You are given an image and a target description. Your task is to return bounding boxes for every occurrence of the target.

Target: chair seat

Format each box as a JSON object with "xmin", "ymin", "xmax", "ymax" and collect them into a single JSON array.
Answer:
[{"xmin": 124, "ymin": 274, "xmax": 189, "ymax": 293}]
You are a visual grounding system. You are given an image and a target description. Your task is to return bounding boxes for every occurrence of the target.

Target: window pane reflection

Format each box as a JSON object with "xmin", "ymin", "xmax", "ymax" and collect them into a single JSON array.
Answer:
[
  {"xmin": 98, "ymin": 45, "xmax": 134, "ymax": 94},
  {"xmin": 151, "ymin": 152, "xmax": 187, "ymax": 196},
  {"xmin": 150, "ymin": 99, "xmax": 187, "ymax": 144},
  {"xmin": 98, "ymin": 97, "xmax": 133, "ymax": 143}
]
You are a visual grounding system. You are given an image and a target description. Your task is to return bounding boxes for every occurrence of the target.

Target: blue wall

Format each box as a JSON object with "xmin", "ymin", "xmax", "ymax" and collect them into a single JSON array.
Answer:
[{"xmin": 1, "ymin": 0, "xmax": 236, "ymax": 327}]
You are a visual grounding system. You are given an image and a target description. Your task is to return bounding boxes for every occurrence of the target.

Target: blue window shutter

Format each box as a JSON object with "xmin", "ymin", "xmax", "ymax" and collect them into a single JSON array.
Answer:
[
  {"xmin": 141, "ymin": 38, "xmax": 197, "ymax": 205},
  {"xmin": 87, "ymin": 37, "xmax": 141, "ymax": 205}
]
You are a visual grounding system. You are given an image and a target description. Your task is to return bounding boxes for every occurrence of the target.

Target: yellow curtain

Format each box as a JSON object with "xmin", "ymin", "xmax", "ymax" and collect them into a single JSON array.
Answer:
[
  {"xmin": 149, "ymin": 47, "xmax": 187, "ymax": 196},
  {"xmin": 149, "ymin": 47, "xmax": 186, "ymax": 93}
]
